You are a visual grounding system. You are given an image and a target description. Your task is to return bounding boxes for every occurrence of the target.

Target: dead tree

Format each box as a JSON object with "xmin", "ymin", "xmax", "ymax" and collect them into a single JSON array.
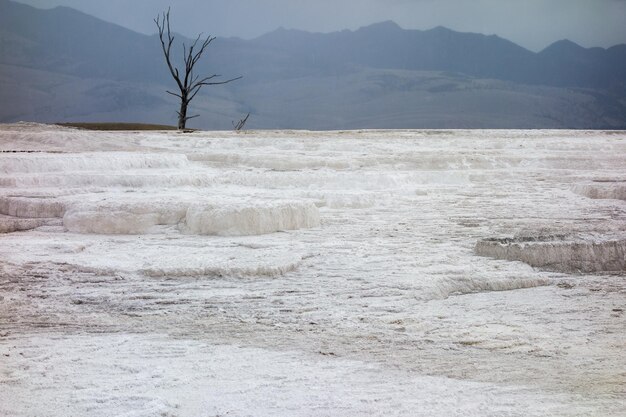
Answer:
[
  {"xmin": 232, "ymin": 113, "xmax": 250, "ymax": 132},
  {"xmin": 155, "ymin": 9, "xmax": 241, "ymax": 130}
]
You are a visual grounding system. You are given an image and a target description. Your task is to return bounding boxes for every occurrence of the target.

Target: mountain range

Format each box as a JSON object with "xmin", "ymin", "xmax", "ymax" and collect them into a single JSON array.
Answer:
[{"xmin": 1, "ymin": 0, "xmax": 625, "ymax": 129}]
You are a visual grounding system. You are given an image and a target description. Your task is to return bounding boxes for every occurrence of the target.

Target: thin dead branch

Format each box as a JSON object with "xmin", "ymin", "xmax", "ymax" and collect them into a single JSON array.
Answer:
[{"xmin": 233, "ymin": 113, "xmax": 250, "ymax": 132}]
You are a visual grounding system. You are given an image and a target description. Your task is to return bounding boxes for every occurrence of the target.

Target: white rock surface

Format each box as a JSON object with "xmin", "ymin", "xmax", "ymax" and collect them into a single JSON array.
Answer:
[
  {"xmin": 573, "ymin": 183, "xmax": 626, "ymax": 201},
  {"xmin": 183, "ymin": 200, "xmax": 320, "ymax": 236},
  {"xmin": 0, "ymin": 123, "xmax": 624, "ymax": 416},
  {"xmin": 476, "ymin": 237, "xmax": 626, "ymax": 273}
]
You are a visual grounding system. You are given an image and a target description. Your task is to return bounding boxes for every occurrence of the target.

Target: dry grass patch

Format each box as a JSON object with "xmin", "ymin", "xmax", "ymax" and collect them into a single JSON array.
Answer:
[{"xmin": 57, "ymin": 122, "xmax": 179, "ymax": 131}]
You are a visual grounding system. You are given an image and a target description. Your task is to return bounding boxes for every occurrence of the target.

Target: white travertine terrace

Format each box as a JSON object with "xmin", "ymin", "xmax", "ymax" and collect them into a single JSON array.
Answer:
[{"xmin": 0, "ymin": 123, "xmax": 624, "ymax": 416}]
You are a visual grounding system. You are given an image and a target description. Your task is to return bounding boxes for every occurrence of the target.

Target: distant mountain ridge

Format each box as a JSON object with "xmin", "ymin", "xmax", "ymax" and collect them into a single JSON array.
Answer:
[
  {"xmin": 249, "ymin": 21, "xmax": 626, "ymax": 90},
  {"xmin": 1, "ymin": 0, "xmax": 625, "ymax": 129}
]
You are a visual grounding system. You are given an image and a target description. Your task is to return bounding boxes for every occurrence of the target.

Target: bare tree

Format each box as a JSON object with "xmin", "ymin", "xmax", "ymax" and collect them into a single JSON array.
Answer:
[
  {"xmin": 232, "ymin": 113, "xmax": 250, "ymax": 132},
  {"xmin": 155, "ymin": 9, "xmax": 241, "ymax": 130}
]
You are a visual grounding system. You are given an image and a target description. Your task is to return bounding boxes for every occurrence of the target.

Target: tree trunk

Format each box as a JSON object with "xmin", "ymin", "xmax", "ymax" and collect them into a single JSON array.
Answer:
[{"xmin": 178, "ymin": 99, "xmax": 188, "ymax": 130}]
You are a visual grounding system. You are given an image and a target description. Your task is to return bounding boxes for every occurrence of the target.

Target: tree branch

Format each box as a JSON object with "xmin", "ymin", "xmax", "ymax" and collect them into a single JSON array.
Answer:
[
  {"xmin": 166, "ymin": 90, "xmax": 182, "ymax": 98},
  {"xmin": 155, "ymin": 8, "xmax": 184, "ymax": 92}
]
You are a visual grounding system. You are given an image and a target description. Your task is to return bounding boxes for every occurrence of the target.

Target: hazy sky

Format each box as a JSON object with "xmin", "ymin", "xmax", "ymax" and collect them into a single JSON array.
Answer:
[{"xmin": 15, "ymin": 0, "xmax": 626, "ymax": 51}]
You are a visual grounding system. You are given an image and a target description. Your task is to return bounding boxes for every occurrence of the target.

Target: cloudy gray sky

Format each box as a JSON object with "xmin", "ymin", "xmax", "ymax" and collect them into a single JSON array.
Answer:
[{"xmin": 15, "ymin": 0, "xmax": 626, "ymax": 51}]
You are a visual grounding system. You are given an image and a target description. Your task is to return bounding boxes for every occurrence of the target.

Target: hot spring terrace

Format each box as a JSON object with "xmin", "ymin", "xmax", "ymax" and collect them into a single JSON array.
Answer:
[{"xmin": 0, "ymin": 124, "xmax": 624, "ymax": 416}]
